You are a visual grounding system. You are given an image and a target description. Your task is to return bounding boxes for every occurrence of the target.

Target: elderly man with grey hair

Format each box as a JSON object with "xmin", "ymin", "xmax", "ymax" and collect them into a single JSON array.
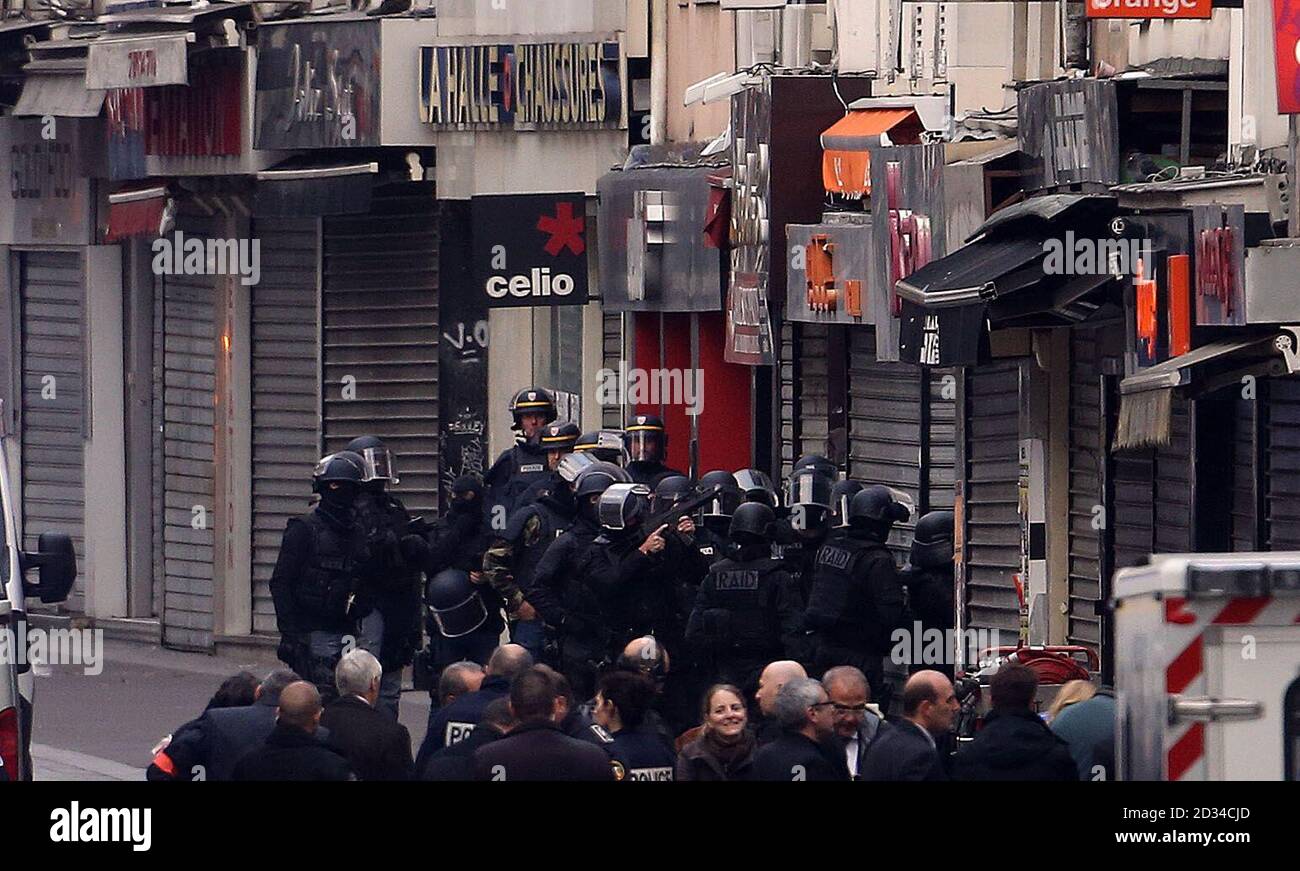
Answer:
[
  {"xmin": 320, "ymin": 649, "xmax": 414, "ymax": 780},
  {"xmin": 750, "ymin": 677, "xmax": 849, "ymax": 781}
]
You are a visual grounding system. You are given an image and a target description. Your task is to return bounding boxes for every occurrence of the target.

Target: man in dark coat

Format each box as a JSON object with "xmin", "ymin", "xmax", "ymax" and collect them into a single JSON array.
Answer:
[
  {"xmin": 232, "ymin": 682, "xmax": 354, "ymax": 781},
  {"xmin": 860, "ymin": 670, "xmax": 958, "ymax": 782},
  {"xmin": 751, "ymin": 678, "xmax": 849, "ymax": 781},
  {"xmin": 320, "ymin": 650, "xmax": 413, "ymax": 781},
  {"xmin": 416, "ymin": 644, "xmax": 531, "ymax": 767},
  {"xmin": 420, "ymin": 698, "xmax": 515, "ymax": 781},
  {"xmin": 473, "ymin": 667, "xmax": 615, "ymax": 781},
  {"xmin": 953, "ymin": 665, "xmax": 1079, "ymax": 781}
]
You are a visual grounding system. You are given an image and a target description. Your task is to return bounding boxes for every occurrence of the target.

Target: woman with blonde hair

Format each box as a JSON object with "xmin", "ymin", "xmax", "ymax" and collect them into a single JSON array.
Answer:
[{"xmin": 1046, "ymin": 679, "xmax": 1096, "ymax": 723}]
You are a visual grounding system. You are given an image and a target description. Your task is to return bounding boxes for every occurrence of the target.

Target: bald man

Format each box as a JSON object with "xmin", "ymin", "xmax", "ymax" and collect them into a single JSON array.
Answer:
[
  {"xmin": 418, "ymin": 645, "xmax": 534, "ymax": 769},
  {"xmin": 859, "ymin": 670, "xmax": 957, "ymax": 782},
  {"xmin": 752, "ymin": 661, "xmax": 807, "ymax": 745},
  {"xmin": 233, "ymin": 681, "xmax": 355, "ymax": 781}
]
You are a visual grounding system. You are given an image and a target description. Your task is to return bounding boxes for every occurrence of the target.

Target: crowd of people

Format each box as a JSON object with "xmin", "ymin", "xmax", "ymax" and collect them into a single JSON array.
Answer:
[{"xmin": 146, "ymin": 385, "xmax": 1113, "ymax": 781}]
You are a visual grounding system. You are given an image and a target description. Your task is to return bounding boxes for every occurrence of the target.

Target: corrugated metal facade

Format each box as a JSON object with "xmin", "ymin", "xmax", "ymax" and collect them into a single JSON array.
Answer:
[
  {"xmin": 250, "ymin": 217, "xmax": 321, "ymax": 635},
  {"xmin": 1267, "ymin": 376, "xmax": 1300, "ymax": 549},
  {"xmin": 1066, "ymin": 329, "xmax": 1104, "ymax": 650},
  {"xmin": 19, "ymin": 251, "xmax": 87, "ymax": 613}
]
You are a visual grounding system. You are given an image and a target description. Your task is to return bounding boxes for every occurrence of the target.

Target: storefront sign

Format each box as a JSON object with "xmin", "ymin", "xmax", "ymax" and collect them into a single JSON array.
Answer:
[
  {"xmin": 1085, "ymin": 0, "xmax": 1212, "ymax": 18},
  {"xmin": 1192, "ymin": 203, "xmax": 1245, "ymax": 327},
  {"xmin": 419, "ymin": 39, "xmax": 624, "ymax": 131},
  {"xmin": 0, "ymin": 117, "xmax": 95, "ymax": 245},
  {"xmin": 726, "ymin": 86, "xmax": 776, "ymax": 366},
  {"xmin": 87, "ymin": 35, "xmax": 189, "ymax": 90},
  {"xmin": 1018, "ymin": 79, "xmax": 1119, "ymax": 192},
  {"xmin": 1274, "ymin": 1, "xmax": 1300, "ymax": 114},
  {"xmin": 471, "ymin": 193, "xmax": 590, "ymax": 309},
  {"xmin": 785, "ymin": 220, "xmax": 872, "ymax": 325},
  {"xmin": 255, "ymin": 20, "xmax": 380, "ymax": 149}
]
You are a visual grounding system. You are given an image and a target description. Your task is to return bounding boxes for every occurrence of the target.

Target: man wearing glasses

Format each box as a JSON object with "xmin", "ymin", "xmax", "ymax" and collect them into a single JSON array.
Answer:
[
  {"xmin": 751, "ymin": 678, "xmax": 850, "ymax": 781},
  {"xmin": 823, "ymin": 666, "xmax": 886, "ymax": 780}
]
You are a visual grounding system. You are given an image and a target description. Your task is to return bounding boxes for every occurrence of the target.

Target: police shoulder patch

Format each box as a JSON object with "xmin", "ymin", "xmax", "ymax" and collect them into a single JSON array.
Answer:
[{"xmin": 610, "ymin": 759, "xmax": 626, "ymax": 781}]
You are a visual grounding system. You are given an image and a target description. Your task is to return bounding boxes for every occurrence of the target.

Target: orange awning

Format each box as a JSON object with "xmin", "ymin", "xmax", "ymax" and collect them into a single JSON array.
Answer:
[{"xmin": 821, "ymin": 107, "xmax": 924, "ymax": 198}]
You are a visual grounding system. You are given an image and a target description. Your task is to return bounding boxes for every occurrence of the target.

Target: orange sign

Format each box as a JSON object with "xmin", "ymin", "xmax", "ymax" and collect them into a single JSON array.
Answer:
[{"xmin": 1085, "ymin": 0, "xmax": 1212, "ymax": 19}]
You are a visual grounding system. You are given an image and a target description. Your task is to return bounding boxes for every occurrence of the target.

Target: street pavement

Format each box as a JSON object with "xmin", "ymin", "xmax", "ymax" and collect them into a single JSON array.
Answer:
[{"xmin": 30, "ymin": 638, "xmax": 430, "ymax": 781}]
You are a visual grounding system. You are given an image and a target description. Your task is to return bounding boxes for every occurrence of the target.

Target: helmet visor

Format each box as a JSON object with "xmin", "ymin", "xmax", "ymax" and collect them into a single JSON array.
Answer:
[
  {"xmin": 784, "ymin": 471, "xmax": 833, "ymax": 509},
  {"xmin": 430, "ymin": 592, "xmax": 489, "ymax": 638},
  {"xmin": 357, "ymin": 446, "xmax": 398, "ymax": 483},
  {"xmin": 597, "ymin": 483, "xmax": 651, "ymax": 531},
  {"xmin": 557, "ymin": 451, "xmax": 597, "ymax": 484},
  {"xmin": 625, "ymin": 430, "xmax": 664, "ymax": 463},
  {"xmin": 734, "ymin": 470, "xmax": 776, "ymax": 503}
]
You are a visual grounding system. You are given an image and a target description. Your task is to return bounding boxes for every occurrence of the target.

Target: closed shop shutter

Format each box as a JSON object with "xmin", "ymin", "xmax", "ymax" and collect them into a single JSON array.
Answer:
[
  {"xmin": 250, "ymin": 218, "xmax": 321, "ymax": 635},
  {"xmin": 1267, "ymin": 376, "xmax": 1300, "ymax": 549},
  {"xmin": 159, "ymin": 215, "xmax": 218, "ymax": 650},
  {"xmin": 19, "ymin": 251, "xmax": 87, "ymax": 613},
  {"xmin": 602, "ymin": 311, "xmax": 625, "ymax": 429},
  {"xmin": 961, "ymin": 360, "xmax": 1022, "ymax": 635},
  {"xmin": 1230, "ymin": 395, "xmax": 1258, "ymax": 552},
  {"xmin": 779, "ymin": 321, "xmax": 795, "ymax": 480},
  {"xmin": 1112, "ymin": 450, "xmax": 1154, "ymax": 570},
  {"xmin": 322, "ymin": 183, "xmax": 440, "ymax": 516},
  {"xmin": 1154, "ymin": 400, "xmax": 1193, "ymax": 553},
  {"xmin": 1067, "ymin": 329, "xmax": 1103, "ymax": 650},
  {"xmin": 797, "ymin": 323, "xmax": 830, "ymax": 462}
]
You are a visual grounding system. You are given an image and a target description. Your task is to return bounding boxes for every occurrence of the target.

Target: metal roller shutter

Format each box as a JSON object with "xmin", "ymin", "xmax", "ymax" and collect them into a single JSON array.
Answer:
[
  {"xmin": 797, "ymin": 323, "xmax": 830, "ymax": 462},
  {"xmin": 602, "ymin": 312, "xmax": 625, "ymax": 429},
  {"xmin": 1154, "ymin": 400, "xmax": 1193, "ymax": 553},
  {"xmin": 322, "ymin": 183, "xmax": 440, "ymax": 516},
  {"xmin": 19, "ymin": 251, "xmax": 86, "ymax": 613},
  {"xmin": 1267, "ymin": 376, "xmax": 1300, "ymax": 549},
  {"xmin": 779, "ymin": 321, "xmax": 795, "ymax": 481},
  {"xmin": 250, "ymin": 218, "xmax": 322, "ymax": 635},
  {"xmin": 961, "ymin": 360, "xmax": 1022, "ymax": 635},
  {"xmin": 160, "ymin": 215, "xmax": 218, "ymax": 650},
  {"xmin": 1112, "ymin": 449, "xmax": 1154, "ymax": 570},
  {"xmin": 1067, "ymin": 329, "xmax": 1103, "ymax": 650},
  {"xmin": 1231, "ymin": 394, "xmax": 1259, "ymax": 552}
]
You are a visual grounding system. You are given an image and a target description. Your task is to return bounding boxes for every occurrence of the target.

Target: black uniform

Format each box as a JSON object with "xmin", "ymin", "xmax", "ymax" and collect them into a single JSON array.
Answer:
[
  {"xmin": 686, "ymin": 542, "xmax": 805, "ymax": 693},
  {"xmin": 231, "ymin": 724, "xmax": 355, "ymax": 782},
  {"xmin": 805, "ymin": 527, "xmax": 906, "ymax": 691},
  {"xmin": 472, "ymin": 720, "xmax": 616, "ymax": 781},
  {"xmin": 902, "ymin": 561, "xmax": 955, "ymax": 678},
  {"xmin": 602, "ymin": 725, "xmax": 677, "ymax": 781},
  {"xmin": 268, "ymin": 501, "xmax": 372, "ymax": 699},
  {"xmin": 352, "ymin": 487, "xmax": 423, "ymax": 676},
  {"xmin": 626, "ymin": 460, "xmax": 685, "ymax": 488},
  {"xmin": 484, "ymin": 441, "xmax": 551, "ymax": 519},
  {"xmin": 751, "ymin": 731, "xmax": 851, "ymax": 782},
  {"xmin": 421, "ymin": 500, "xmax": 502, "ymax": 671},
  {"xmin": 527, "ymin": 516, "xmax": 611, "ymax": 699}
]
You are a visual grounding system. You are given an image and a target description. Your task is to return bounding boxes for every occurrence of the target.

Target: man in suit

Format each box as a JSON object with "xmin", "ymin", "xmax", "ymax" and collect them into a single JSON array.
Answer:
[
  {"xmin": 860, "ymin": 670, "xmax": 958, "ymax": 782},
  {"xmin": 473, "ymin": 667, "xmax": 615, "ymax": 781},
  {"xmin": 232, "ymin": 682, "xmax": 354, "ymax": 781},
  {"xmin": 420, "ymin": 698, "xmax": 516, "ymax": 781},
  {"xmin": 320, "ymin": 649, "xmax": 414, "ymax": 781},
  {"xmin": 822, "ymin": 665, "xmax": 886, "ymax": 780},
  {"xmin": 751, "ymin": 678, "xmax": 850, "ymax": 781}
]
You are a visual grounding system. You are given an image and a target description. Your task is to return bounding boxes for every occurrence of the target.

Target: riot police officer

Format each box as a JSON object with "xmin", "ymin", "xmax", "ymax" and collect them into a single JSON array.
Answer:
[
  {"xmin": 527, "ymin": 462, "xmax": 631, "ymax": 699},
  {"xmin": 624, "ymin": 414, "xmax": 684, "ymax": 487},
  {"xmin": 425, "ymin": 567, "xmax": 501, "ymax": 668},
  {"xmin": 484, "ymin": 387, "xmax": 557, "ymax": 520},
  {"xmin": 903, "ymin": 510, "xmax": 956, "ymax": 678},
  {"xmin": 775, "ymin": 467, "xmax": 838, "ymax": 602},
  {"xmin": 793, "ymin": 453, "xmax": 840, "ymax": 482},
  {"xmin": 805, "ymin": 485, "xmax": 911, "ymax": 698},
  {"xmin": 574, "ymin": 429, "xmax": 629, "ymax": 465},
  {"xmin": 829, "ymin": 479, "xmax": 864, "ymax": 529},
  {"xmin": 695, "ymin": 470, "xmax": 742, "ymax": 564},
  {"xmin": 515, "ymin": 420, "xmax": 582, "ymax": 509},
  {"xmin": 735, "ymin": 469, "xmax": 779, "ymax": 507},
  {"xmin": 483, "ymin": 447, "xmax": 593, "ymax": 660},
  {"xmin": 269, "ymin": 451, "xmax": 373, "ymax": 703},
  {"xmin": 686, "ymin": 502, "xmax": 805, "ymax": 694},
  {"xmin": 345, "ymin": 435, "xmax": 423, "ymax": 718}
]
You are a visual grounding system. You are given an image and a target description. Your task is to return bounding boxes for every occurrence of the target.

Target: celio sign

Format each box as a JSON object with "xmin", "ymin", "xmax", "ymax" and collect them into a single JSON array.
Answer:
[
  {"xmin": 419, "ymin": 39, "xmax": 625, "ymax": 131},
  {"xmin": 472, "ymin": 193, "xmax": 591, "ymax": 309}
]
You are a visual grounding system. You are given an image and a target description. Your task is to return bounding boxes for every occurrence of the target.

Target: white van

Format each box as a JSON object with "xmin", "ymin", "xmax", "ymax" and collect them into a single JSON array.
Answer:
[{"xmin": 1, "ymin": 399, "xmax": 77, "ymax": 781}]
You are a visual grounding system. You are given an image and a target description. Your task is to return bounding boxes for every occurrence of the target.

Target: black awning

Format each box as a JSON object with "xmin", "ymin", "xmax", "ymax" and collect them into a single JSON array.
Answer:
[
  {"xmin": 1114, "ymin": 333, "xmax": 1300, "ymax": 450},
  {"xmin": 253, "ymin": 162, "xmax": 378, "ymax": 218}
]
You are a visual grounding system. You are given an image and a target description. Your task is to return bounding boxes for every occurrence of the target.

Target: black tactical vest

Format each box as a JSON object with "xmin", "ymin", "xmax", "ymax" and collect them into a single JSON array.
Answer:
[
  {"xmin": 805, "ymin": 533, "xmax": 884, "ymax": 632},
  {"xmin": 697, "ymin": 555, "xmax": 787, "ymax": 658},
  {"xmin": 296, "ymin": 509, "xmax": 366, "ymax": 632}
]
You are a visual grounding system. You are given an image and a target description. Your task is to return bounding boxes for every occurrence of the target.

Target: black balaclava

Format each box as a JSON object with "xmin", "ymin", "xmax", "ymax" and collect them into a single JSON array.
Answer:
[
  {"xmin": 318, "ymin": 481, "xmax": 359, "ymax": 525},
  {"xmin": 451, "ymin": 475, "xmax": 483, "ymax": 515}
]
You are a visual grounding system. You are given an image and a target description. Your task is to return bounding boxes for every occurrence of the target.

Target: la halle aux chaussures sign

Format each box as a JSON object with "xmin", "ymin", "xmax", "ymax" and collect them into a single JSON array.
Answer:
[{"xmin": 472, "ymin": 193, "xmax": 591, "ymax": 309}]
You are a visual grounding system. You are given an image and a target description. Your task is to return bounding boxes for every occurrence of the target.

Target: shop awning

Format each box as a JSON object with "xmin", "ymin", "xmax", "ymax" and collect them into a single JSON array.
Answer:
[
  {"xmin": 14, "ymin": 71, "xmax": 105, "ymax": 118},
  {"xmin": 105, "ymin": 186, "xmax": 171, "ymax": 242},
  {"xmin": 86, "ymin": 32, "xmax": 191, "ymax": 90},
  {"xmin": 1115, "ymin": 333, "xmax": 1300, "ymax": 451},
  {"xmin": 253, "ymin": 162, "xmax": 379, "ymax": 217},
  {"xmin": 895, "ymin": 194, "xmax": 1121, "ymax": 366},
  {"xmin": 821, "ymin": 107, "xmax": 924, "ymax": 198}
]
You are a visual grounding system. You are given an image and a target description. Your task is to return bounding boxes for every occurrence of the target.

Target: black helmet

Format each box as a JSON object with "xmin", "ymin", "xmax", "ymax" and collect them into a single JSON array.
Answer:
[
  {"xmin": 425, "ymin": 569, "xmax": 489, "ymax": 638},
  {"xmin": 574, "ymin": 430, "xmax": 628, "ymax": 465},
  {"xmin": 597, "ymin": 483, "xmax": 652, "ymax": 531},
  {"xmin": 849, "ymin": 485, "xmax": 912, "ymax": 527},
  {"xmin": 312, "ymin": 451, "xmax": 367, "ymax": 488},
  {"xmin": 910, "ymin": 510, "xmax": 955, "ymax": 569},
  {"xmin": 652, "ymin": 475, "xmax": 694, "ymax": 512},
  {"xmin": 698, "ymin": 470, "xmax": 742, "ymax": 531},
  {"xmin": 509, "ymin": 387, "xmax": 558, "ymax": 430},
  {"xmin": 830, "ymin": 480, "xmax": 864, "ymax": 528},
  {"xmin": 734, "ymin": 469, "xmax": 777, "ymax": 507},
  {"xmin": 625, "ymin": 413, "xmax": 668, "ymax": 464},
  {"xmin": 729, "ymin": 501, "xmax": 775, "ymax": 544},
  {"xmin": 540, "ymin": 421, "xmax": 581, "ymax": 453},
  {"xmin": 556, "ymin": 451, "xmax": 597, "ymax": 484},
  {"xmin": 574, "ymin": 461, "xmax": 632, "ymax": 499},
  {"xmin": 793, "ymin": 454, "xmax": 839, "ymax": 482},
  {"xmin": 784, "ymin": 469, "xmax": 835, "ymax": 532},
  {"xmin": 345, "ymin": 435, "xmax": 398, "ymax": 484}
]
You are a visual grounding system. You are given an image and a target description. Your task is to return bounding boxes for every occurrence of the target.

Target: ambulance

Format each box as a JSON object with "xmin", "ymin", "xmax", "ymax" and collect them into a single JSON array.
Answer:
[
  {"xmin": 1113, "ymin": 552, "xmax": 1300, "ymax": 780},
  {"xmin": 0, "ymin": 399, "xmax": 77, "ymax": 781}
]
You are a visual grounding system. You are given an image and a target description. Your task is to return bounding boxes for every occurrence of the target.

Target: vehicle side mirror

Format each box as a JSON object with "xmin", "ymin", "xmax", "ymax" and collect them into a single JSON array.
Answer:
[{"xmin": 21, "ymin": 532, "xmax": 77, "ymax": 604}]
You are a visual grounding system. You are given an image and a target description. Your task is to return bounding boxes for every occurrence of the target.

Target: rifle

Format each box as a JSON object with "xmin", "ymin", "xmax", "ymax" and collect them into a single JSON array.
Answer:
[{"xmin": 641, "ymin": 484, "xmax": 723, "ymax": 540}]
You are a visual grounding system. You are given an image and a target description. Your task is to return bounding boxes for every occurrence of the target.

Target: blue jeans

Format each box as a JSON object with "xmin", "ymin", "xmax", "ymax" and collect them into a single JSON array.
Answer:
[{"xmin": 358, "ymin": 611, "xmax": 402, "ymax": 719}]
